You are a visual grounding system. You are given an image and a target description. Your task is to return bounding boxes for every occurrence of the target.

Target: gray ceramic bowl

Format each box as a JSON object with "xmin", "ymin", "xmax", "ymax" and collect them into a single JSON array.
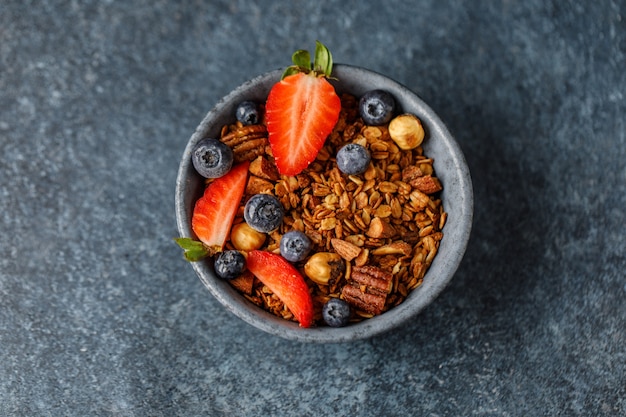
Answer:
[{"xmin": 175, "ymin": 64, "xmax": 473, "ymax": 343}]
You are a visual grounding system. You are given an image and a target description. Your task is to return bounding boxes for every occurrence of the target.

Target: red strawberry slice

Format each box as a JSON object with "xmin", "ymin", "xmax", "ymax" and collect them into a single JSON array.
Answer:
[
  {"xmin": 265, "ymin": 42, "xmax": 342, "ymax": 176},
  {"xmin": 246, "ymin": 250, "xmax": 314, "ymax": 328},
  {"xmin": 191, "ymin": 161, "xmax": 249, "ymax": 254}
]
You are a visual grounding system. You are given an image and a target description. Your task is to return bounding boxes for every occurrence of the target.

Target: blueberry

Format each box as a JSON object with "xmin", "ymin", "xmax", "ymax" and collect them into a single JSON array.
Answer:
[
  {"xmin": 191, "ymin": 138, "xmax": 234, "ymax": 178},
  {"xmin": 235, "ymin": 101, "xmax": 261, "ymax": 125},
  {"xmin": 358, "ymin": 90, "xmax": 396, "ymax": 125},
  {"xmin": 244, "ymin": 194, "xmax": 284, "ymax": 233},
  {"xmin": 322, "ymin": 298, "xmax": 351, "ymax": 327},
  {"xmin": 214, "ymin": 250, "xmax": 246, "ymax": 280},
  {"xmin": 279, "ymin": 231, "xmax": 312, "ymax": 262},
  {"xmin": 336, "ymin": 143, "xmax": 371, "ymax": 175}
]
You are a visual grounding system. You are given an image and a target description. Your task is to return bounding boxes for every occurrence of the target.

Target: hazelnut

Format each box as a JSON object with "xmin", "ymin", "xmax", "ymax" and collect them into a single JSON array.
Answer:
[
  {"xmin": 304, "ymin": 252, "xmax": 345, "ymax": 286},
  {"xmin": 230, "ymin": 222, "xmax": 266, "ymax": 251},
  {"xmin": 388, "ymin": 114, "xmax": 424, "ymax": 150}
]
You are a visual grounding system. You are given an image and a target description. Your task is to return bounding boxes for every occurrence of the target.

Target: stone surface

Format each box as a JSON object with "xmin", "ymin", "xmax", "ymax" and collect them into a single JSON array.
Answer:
[{"xmin": 1, "ymin": 1, "xmax": 624, "ymax": 416}]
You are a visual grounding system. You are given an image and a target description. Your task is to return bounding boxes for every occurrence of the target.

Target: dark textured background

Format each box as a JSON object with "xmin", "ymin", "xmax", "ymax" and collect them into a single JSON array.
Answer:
[{"xmin": 1, "ymin": 1, "xmax": 625, "ymax": 416}]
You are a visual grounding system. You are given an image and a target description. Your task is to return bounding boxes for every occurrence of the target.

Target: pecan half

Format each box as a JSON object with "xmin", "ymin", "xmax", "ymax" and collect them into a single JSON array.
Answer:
[
  {"xmin": 220, "ymin": 124, "xmax": 269, "ymax": 162},
  {"xmin": 220, "ymin": 124, "xmax": 267, "ymax": 146},
  {"xmin": 341, "ymin": 284, "xmax": 386, "ymax": 316},
  {"xmin": 341, "ymin": 265, "xmax": 393, "ymax": 315},
  {"xmin": 350, "ymin": 265, "xmax": 393, "ymax": 294}
]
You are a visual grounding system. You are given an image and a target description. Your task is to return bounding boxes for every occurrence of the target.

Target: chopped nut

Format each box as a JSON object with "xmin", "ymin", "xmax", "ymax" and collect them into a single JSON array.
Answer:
[
  {"xmin": 371, "ymin": 241, "xmax": 413, "ymax": 257},
  {"xmin": 354, "ymin": 191, "xmax": 369, "ymax": 209},
  {"xmin": 402, "ymin": 165, "xmax": 423, "ymax": 184},
  {"xmin": 229, "ymin": 270, "xmax": 254, "ymax": 295},
  {"xmin": 412, "ymin": 175, "xmax": 443, "ymax": 194},
  {"xmin": 249, "ymin": 155, "xmax": 280, "ymax": 181},
  {"xmin": 366, "ymin": 217, "xmax": 396, "ymax": 239},
  {"xmin": 331, "ymin": 238, "xmax": 362, "ymax": 261},
  {"xmin": 246, "ymin": 175, "xmax": 274, "ymax": 195}
]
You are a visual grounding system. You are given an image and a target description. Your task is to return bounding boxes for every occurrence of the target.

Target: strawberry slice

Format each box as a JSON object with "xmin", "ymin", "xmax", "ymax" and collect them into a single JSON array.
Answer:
[
  {"xmin": 190, "ymin": 161, "xmax": 249, "ymax": 256},
  {"xmin": 265, "ymin": 41, "xmax": 341, "ymax": 176},
  {"xmin": 246, "ymin": 250, "xmax": 314, "ymax": 328}
]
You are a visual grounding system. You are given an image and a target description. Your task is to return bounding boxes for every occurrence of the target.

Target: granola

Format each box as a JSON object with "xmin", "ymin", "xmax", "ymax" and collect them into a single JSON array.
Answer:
[{"xmin": 217, "ymin": 93, "xmax": 446, "ymax": 325}]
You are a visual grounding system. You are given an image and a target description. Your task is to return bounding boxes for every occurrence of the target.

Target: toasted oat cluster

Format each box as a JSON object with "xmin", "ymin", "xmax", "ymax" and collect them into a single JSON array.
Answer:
[{"xmin": 216, "ymin": 94, "xmax": 446, "ymax": 325}]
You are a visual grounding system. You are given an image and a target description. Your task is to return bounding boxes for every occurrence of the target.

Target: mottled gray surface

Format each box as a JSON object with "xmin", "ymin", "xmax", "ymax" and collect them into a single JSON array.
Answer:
[{"xmin": 1, "ymin": 1, "xmax": 624, "ymax": 416}]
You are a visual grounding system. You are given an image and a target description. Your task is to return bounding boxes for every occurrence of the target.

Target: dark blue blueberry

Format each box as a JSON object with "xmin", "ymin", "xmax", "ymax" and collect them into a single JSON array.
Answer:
[
  {"xmin": 279, "ymin": 231, "xmax": 312, "ymax": 262},
  {"xmin": 358, "ymin": 89, "xmax": 396, "ymax": 125},
  {"xmin": 322, "ymin": 298, "xmax": 351, "ymax": 327},
  {"xmin": 336, "ymin": 143, "xmax": 371, "ymax": 175},
  {"xmin": 214, "ymin": 250, "xmax": 246, "ymax": 280},
  {"xmin": 191, "ymin": 138, "xmax": 234, "ymax": 178},
  {"xmin": 235, "ymin": 101, "xmax": 261, "ymax": 125},
  {"xmin": 244, "ymin": 194, "xmax": 284, "ymax": 233}
]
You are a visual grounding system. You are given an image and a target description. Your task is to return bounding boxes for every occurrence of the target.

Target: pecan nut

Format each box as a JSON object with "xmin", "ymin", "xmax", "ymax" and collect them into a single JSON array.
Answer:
[
  {"xmin": 220, "ymin": 124, "xmax": 269, "ymax": 162},
  {"xmin": 341, "ymin": 265, "xmax": 393, "ymax": 315}
]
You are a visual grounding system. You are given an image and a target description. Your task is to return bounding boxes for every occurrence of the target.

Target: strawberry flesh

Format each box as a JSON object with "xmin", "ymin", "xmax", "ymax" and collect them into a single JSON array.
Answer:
[
  {"xmin": 246, "ymin": 250, "xmax": 314, "ymax": 328},
  {"xmin": 266, "ymin": 72, "xmax": 341, "ymax": 176},
  {"xmin": 192, "ymin": 161, "xmax": 249, "ymax": 254}
]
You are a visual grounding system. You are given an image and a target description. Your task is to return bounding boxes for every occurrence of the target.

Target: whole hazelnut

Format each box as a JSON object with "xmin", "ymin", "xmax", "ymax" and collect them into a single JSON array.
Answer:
[
  {"xmin": 230, "ymin": 222, "xmax": 266, "ymax": 251},
  {"xmin": 304, "ymin": 252, "xmax": 345, "ymax": 286},
  {"xmin": 388, "ymin": 114, "xmax": 425, "ymax": 150}
]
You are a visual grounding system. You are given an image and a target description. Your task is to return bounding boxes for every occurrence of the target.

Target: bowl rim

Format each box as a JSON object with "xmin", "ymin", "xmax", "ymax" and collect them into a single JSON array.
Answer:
[{"xmin": 175, "ymin": 64, "xmax": 473, "ymax": 343}]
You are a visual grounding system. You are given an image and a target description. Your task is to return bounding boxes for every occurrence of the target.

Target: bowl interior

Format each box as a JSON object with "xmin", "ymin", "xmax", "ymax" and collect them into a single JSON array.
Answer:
[{"xmin": 175, "ymin": 64, "xmax": 473, "ymax": 343}]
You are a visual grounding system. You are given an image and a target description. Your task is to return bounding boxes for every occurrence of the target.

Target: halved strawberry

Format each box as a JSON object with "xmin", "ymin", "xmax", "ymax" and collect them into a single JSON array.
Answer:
[
  {"xmin": 265, "ymin": 41, "xmax": 341, "ymax": 176},
  {"xmin": 176, "ymin": 161, "xmax": 249, "ymax": 260},
  {"xmin": 246, "ymin": 250, "xmax": 314, "ymax": 328}
]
